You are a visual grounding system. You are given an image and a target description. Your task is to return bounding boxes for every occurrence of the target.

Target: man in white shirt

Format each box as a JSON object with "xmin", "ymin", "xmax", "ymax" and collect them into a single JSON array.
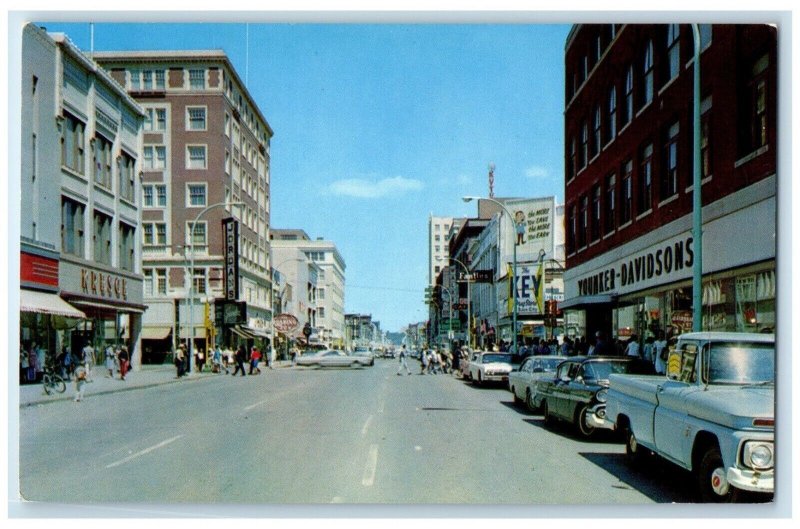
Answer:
[{"xmin": 625, "ymin": 334, "xmax": 641, "ymax": 358}]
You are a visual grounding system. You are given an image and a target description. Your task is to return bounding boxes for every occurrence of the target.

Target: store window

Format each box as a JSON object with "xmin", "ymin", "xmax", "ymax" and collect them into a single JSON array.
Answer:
[
  {"xmin": 662, "ymin": 122, "xmax": 679, "ymax": 199},
  {"xmin": 638, "ymin": 143, "xmax": 653, "ymax": 214},
  {"xmin": 93, "ymin": 210, "xmax": 113, "ymax": 266},
  {"xmin": 607, "ymin": 86, "xmax": 617, "ymax": 142},
  {"xmin": 667, "ymin": 24, "xmax": 681, "ymax": 81},
  {"xmin": 61, "ymin": 113, "xmax": 86, "ymax": 175},
  {"xmin": 605, "ymin": 173, "xmax": 616, "ymax": 234},
  {"xmin": 621, "ymin": 160, "xmax": 633, "ymax": 224},
  {"xmin": 61, "ymin": 196, "xmax": 85, "ymax": 257}
]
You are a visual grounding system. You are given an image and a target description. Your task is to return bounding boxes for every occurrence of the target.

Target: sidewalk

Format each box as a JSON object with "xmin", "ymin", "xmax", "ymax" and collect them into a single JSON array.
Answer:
[{"xmin": 18, "ymin": 360, "xmax": 293, "ymax": 407}]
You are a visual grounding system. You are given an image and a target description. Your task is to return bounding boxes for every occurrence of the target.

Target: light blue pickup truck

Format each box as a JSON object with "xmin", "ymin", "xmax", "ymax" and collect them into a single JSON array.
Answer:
[{"xmin": 606, "ymin": 332, "xmax": 775, "ymax": 502}]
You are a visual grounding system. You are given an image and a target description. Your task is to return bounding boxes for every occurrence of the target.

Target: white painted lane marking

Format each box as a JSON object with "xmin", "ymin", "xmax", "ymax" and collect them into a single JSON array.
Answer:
[
  {"xmin": 361, "ymin": 415, "xmax": 373, "ymax": 437},
  {"xmin": 361, "ymin": 444, "xmax": 379, "ymax": 487},
  {"xmin": 105, "ymin": 435, "xmax": 184, "ymax": 469},
  {"xmin": 244, "ymin": 399, "xmax": 271, "ymax": 411}
]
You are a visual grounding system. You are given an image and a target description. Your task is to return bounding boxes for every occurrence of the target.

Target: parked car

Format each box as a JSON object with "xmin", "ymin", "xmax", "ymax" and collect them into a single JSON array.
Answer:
[
  {"xmin": 295, "ymin": 349, "xmax": 374, "ymax": 368},
  {"xmin": 605, "ymin": 332, "xmax": 775, "ymax": 502},
  {"xmin": 468, "ymin": 352, "xmax": 514, "ymax": 386},
  {"xmin": 508, "ymin": 355, "xmax": 567, "ymax": 411},
  {"xmin": 534, "ymin": 356, "xmax": 654, "ymax": 437}
]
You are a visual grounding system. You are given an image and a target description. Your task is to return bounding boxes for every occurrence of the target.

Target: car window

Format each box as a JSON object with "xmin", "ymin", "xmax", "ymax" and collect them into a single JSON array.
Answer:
[{"xmin": 556, "ymin": 363, "xmax": 571, "ymax": 380}]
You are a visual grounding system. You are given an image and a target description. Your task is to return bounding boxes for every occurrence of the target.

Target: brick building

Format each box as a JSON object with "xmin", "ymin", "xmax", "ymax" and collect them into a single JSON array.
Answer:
[
  {"xmin": 561, "ymin": 24, "xmax": 777, "ymax": 341},
  {"xmin": 93, "ymin": 50, "xmax": 274, "ymax": 361}
]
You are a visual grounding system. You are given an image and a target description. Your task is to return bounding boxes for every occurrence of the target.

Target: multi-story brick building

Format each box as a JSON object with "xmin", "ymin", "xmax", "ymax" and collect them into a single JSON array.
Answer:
[
  {"xmin": 19, "ymin": 24, "xmax": 146, "ymax": 370},
  {"xmin": 561, "ymin": 24, "xmax": 777, "ymax": 341},
  {"xmin": 93, "ymin": 49, "xmax": 274, "ymax": 361}
]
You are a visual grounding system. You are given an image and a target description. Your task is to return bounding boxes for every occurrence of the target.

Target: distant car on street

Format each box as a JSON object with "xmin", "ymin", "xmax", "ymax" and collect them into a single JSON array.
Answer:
[
  {"xmin": 508, "ymin": 355, "xmax": 568, "ymax": 411},
  {"xmin": 534, "ymin": 356, "xmax": 655, "ymax": 437},
  {"xmin": 295, "ymin": 349, "xmax": 374, "ymax": 368},
  {"xmin": 468, "ymin": 352, "xmax": 514, "ymax": 386}
]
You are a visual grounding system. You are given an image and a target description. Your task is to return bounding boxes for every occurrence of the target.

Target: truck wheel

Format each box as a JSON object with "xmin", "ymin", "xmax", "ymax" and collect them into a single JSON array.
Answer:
[
  {"xmin": 625, "ymin": 428, "xmax": 648, "ymax": 467},
  {"xmin": 697, "ymin": 446, "xmax": 740, "ymax": 503},
  {"xmin": 542, "ymin": 401, "xmax": 553, "ymax": 427},
  {"xmin": 576, "ymin": 405, "xmax": 595, "ymax": 437}
]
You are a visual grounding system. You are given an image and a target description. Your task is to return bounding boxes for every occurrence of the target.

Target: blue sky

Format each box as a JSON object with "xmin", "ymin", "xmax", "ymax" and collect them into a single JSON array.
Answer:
[{"xmin": 33, "ymin": 20, "xmax": 571, "ymax": 332}]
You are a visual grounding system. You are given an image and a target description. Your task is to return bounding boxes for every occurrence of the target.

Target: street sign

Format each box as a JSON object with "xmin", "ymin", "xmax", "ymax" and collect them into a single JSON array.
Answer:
[
  {"xmin": 274, "ymin": 313, "xmax": 299, "ymax": 333},
  {"xmin": 471, "ymin": 270, "xmax": 494, "ymax": 283}
]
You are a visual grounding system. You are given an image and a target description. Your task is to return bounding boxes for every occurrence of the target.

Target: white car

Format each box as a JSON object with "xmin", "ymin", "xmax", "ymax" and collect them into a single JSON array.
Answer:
[
  {"xmin": 295, "ymin": 349, "xmax": 373, "ymax": 368},
  {"xmin": 508, "ymin": 355, "xmax": 568, "ymax": 411},
  {"xmin": 469, "ymin": 352, "xmax": 514, "ymax": 386}
]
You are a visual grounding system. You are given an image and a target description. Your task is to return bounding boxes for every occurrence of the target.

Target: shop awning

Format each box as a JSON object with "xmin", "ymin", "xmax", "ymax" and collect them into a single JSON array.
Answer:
[
  {"xmin": 559, "ymin": 294, "xmax": 616, "ymax": 310},
  {"xmin": 246, "ymin": 327, "xmax": 271, "ymax": 338},
  {"xmin": 70, "ymin": 299, "xmax": 145, "ymax": 314},
  {"xmin": 20, "ymin": 289, "xmax": 86, "ymax": 318},
  {"xmin": 141, "ymin": 327, "xmax": 172, "ymax": 340},
  {"xmin": 231, "ymin": 326, "xmax": 257, "ymax": 339}
]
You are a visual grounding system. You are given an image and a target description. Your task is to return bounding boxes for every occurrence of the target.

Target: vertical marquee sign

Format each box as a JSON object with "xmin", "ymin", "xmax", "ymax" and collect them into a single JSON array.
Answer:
[{"xmin": 222, "ymin": 217, "xmax": 240, "ymax": 301}]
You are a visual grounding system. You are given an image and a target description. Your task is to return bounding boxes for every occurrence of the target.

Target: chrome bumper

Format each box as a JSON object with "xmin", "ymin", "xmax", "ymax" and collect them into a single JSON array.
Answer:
[
  {"xmin": 727, "ymin": 467, "xmax": 774, "ymax": 494},
  {"xmin": 587, "ymin": 404, "xmax": 614, "ymax": 430}
]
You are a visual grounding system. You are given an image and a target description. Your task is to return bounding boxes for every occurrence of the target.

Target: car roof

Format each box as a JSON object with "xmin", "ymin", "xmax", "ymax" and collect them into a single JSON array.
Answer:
[{"xmin": 676, "ymin": 332, "xmax": 775, "ymax": 343}]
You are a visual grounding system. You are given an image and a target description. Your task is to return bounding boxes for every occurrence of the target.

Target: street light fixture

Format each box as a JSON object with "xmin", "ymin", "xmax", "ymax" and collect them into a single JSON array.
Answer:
[
  {"xmin": 188, "ymin": 201, "xmax": 244, "ymax": 375},
  {"xmin": 463, "ymin": 195, "xmax": 519, "ymax": 354},
  {"xmin": 437, "ymin": 256, "xmax": 472, "ymax": 349}
]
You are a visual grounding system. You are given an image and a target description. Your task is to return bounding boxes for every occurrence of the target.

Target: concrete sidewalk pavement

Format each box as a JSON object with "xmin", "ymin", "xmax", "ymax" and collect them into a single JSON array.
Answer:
[{"xmin": 18, "ymin": 360, "xmax": 293, "ymax": 407}]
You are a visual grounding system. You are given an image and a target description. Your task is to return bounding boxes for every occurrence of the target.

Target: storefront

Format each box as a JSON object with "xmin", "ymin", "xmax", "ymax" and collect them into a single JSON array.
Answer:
[
  {"xmin": 562, "ymin": 189, "xmax": 776, "ymax": 342},
  {"xmin": 58, "ymin": 257, "xmax": 145, "ymax": 371}
]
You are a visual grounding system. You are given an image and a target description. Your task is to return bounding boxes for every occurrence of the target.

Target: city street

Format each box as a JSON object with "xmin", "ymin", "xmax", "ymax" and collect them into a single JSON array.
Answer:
[{"xmin": 18, "ymin": 358, "xmax": 698, "ymax": 508}]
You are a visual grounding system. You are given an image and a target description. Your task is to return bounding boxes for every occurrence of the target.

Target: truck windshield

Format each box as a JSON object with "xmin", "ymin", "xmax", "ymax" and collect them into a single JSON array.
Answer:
[{"xmin": 706, "ymin": 341, "xmax": 775, "ymax": 385}]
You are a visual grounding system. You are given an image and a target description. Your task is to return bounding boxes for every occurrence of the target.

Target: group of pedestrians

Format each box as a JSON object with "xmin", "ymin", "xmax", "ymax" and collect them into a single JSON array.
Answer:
[
  {"xmin": 102, "ymin": 343, "xmax": 130, "ymax": 381},
  {"xmin": 175, "ymin": 342, "xmax": 268, "ymax": 378}
]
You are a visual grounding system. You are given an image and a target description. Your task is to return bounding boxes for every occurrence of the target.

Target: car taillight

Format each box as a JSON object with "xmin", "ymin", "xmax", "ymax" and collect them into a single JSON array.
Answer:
[{"xmin": 753, "ymin": 418, "xmax": 774, "ymax": 427}]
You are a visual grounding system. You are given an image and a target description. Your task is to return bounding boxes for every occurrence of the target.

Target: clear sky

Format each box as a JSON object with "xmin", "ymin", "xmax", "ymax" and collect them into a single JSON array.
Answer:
[{"xmin": 31, "ymin": 19, "xmax": 571, "ymax": 332}]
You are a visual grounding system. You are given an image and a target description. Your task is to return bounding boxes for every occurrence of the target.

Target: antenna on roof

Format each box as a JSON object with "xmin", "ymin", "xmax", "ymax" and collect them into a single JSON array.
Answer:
[{"xmin": 488, "ymin": 162, "xmax": 495, "ymax": 198}]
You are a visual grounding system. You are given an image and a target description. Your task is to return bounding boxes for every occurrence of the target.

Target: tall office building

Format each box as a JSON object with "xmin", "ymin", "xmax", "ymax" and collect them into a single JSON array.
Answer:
[{"xmin": 94, "ymin": 49, "xmax": 274, "ymax": 361}]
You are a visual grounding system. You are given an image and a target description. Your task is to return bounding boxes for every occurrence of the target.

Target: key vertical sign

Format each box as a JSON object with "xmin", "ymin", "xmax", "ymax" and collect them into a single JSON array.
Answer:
[{"xmin": 222, "ymin": 217, "xmax": 240, "ymax": 301}]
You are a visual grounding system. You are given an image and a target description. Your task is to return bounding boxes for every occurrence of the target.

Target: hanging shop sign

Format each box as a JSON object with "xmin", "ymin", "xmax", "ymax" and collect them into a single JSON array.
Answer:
[
  {"xmin": 222, "ymin": 217, "xmax": 240, "ymax": 301},
  {"xmin": 274, "ymin": 313, "xmax": 299, "ymax": 333}
]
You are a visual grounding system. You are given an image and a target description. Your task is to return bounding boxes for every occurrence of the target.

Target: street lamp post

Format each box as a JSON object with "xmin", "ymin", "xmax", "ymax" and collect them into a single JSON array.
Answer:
[
  {"xmin": 691, "ymin": 23, "xmax": 703, "ymax": 332},
  {"xmin": 188, "ymin": 201, "xmax": 244, "ymax": 375},
  {"xmin": 437, "ymin": 256, "xmax": 472, "ymax": 349},
  {"xmin": 463, "ymin": 196, "xmax": 519, "ymax": 354}
]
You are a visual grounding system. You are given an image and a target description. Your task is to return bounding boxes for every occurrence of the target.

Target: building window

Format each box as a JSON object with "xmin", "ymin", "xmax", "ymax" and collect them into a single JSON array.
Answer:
[
  {"xmin": 187, "ymin": 183, "xmax": 207, "ymax": 207},
  {"xmin": 92, "ymin": 134, "xmax": 113, "ymax": 189},
  {"xmin": 143, "ymin": 222, "xmax": 167, "ymax": 246},
  {"xmin": 621, "ymin": 160, "xmax": 633, "ymax": 224},
  {"xmin": 639, "ymin": 143, "xmax": 653, "ymax": 214},
  {"xmin": 144, "ymin": 108, "xmax": 166, "ymax": 131},
  {"xmin": 225, "ymin": 113, "xmax": 231, "ymax": 137},
  {"xmin": 592, "ymin": 105, "xmax": 602, "ymax": 157},
  {"xmin": 623, "ymin": 65, "xmax": 634, "ymax": 126},
  {"xmin": 61, "ymin": 196, "xmax": 85, "ymax": 257},
  {"xmin": 93, "ymin": 210, "xmax": 113, "ymax": 266},
  {"xmin": 699, "ymin": 24, "xmax": 712, "ymax": 49},
  {"xmin": 143, "ymin": 185, "xmax": 153, "ymax": 207},
  {"xmin": 187, "ymin": 107, "xmax": 207, "ymax": 131},
  {"xmin": 193, "ymin": 268, "xmax": 207, "ymax": 295},
  {"xmin": 187, "ymin": 221, "xmax": 207, "ymax": 248},
  {"xmin": 186, "ymin": 145, "xmax": 207, "ymax": 170},
  {"xmin": 748, "ymin": 53, "xmax": 769, "ymax": 152},
  {"xmin": 144, "ymin": 145, "xmax": 166, "ymax": 170},
  {"xmin": 142, "ymin": 70, "xmax": 153, "ymax": 90},
  {"xmin": 144, "ymin": 269, "xmax": 167, "ymax": 296},
  {"xmin": 643, "ymin": 40, "xmax": 654, "ymax": 107},
  {"xmin": 605, "ymin": 173, "xmax": 616, "ymax": 234},
  {"xmin": 567, "ymin": 204, "xmax": 577, "ymax": 254},
  {"xmin": 663, "ymin": 122, "xmax": 679, "ymax": 199},
  {"xmin": 568, "ymin": 137, "xmax": 576, "ymax": 180},
  {"xmin": 667, "ymin": 24, "xmax": 681, "ymax": 81},
  {"xmin": 61, "ymin": 113, "xmax": 85, "ymax": 174},
  {"xmin": 118, "ymin": 222, "xmax": 135, "ymax": 272},
  {"xmin": 189, "ymin": 69, "xmax": 205, "ymax": 90},
  {"xmin": 591, "ymin": 185, "xmax": 601, "ymax": 242},
  {"xmin": 607, "ymin": 86, "xmax": 617, "ymax": 142},
  {"xmin": 119, "ymin": 151, "xmax": 136, "ymax": 202},
  {"xmin": 129, "ymin": 69, "xmax": 140, "ymax": 90},
  {"xmin": 579, "ymin": 196, "xmax": 588, "ymax": 249},
  {"xmin": 155, "ymin": 70, "xmax": 165, "ymax": 90},
  {"xmin": 580, "ymin": 120, "xmax": 589, "ymax": 169}
]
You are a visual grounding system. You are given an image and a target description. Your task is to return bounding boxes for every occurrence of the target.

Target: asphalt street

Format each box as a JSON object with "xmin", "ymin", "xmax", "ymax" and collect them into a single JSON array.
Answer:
[{"xmin": 17, "ymin": 358, "xmax": 717, "ymax": 514}]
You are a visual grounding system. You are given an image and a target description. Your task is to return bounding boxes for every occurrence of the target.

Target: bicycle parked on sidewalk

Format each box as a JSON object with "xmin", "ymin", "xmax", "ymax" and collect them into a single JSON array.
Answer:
[{"xmin": 42, "ymin": 366, "xmax": 67, "ymax": 395}]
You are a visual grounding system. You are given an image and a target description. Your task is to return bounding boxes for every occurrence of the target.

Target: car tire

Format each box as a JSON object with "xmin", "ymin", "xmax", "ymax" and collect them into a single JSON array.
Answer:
[
  {"xmin": 542, "ymin": 401, "xmax": 553, "ymax": 427},
  {"xmin": 475, "ymin": 373, "xmax": 482, "ymax": 386},
  {"xmin": 576, "ymin": 405, "xmax": 595, "ymax": 438},
  {"xmin": 697, "ymin": 446, "xmax": 740, "ymax": 503},
  {"xmin": 624, "ymin": 427, "xmax": 649, "ymax": 467},
  {"xmin": 525, "ymin": 389, "xmax": 537, "ymax": 412}
]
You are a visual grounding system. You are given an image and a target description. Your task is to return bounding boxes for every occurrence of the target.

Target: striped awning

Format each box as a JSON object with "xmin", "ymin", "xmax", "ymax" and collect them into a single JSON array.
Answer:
[
  {"xmin": 231, "ymin": 326, "xmax": 257, "ymax": 340},
  {"xmin": 20, "ymin": 290, "xmax": 86, "ymax": 319}
]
